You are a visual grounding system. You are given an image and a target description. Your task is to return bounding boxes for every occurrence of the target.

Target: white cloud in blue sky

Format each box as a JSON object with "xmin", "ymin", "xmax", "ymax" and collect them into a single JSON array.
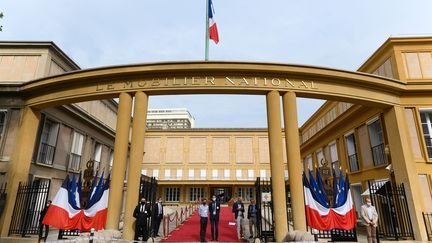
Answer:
[{"xmin": 1, "ymin": 0, "xmax": 432, "ymax": 127}]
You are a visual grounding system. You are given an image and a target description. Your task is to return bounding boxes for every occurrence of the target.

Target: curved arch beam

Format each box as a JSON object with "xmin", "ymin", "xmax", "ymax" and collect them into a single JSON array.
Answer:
[{"xmin": 19, "ymin": 62, "xmax": 406, "ymax": 108}]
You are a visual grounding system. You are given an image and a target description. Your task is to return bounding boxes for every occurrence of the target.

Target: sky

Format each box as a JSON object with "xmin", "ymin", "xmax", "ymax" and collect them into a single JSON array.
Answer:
[{"xmin": 1, "ymin": 1, "xmax": 432, "ymax": 128}]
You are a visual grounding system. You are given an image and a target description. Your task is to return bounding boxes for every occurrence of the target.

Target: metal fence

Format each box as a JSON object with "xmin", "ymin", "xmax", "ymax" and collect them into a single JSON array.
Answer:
[
  {"xmin": 368, "ymin": 180, "xmax": 414, "ymax": 240},
  {"xmin": 255, "ymin": 177, "xmax": 274, "ymax": 242},
  {"xmin": 0, "ymin": 183, "xmax": 7, "ymax": 216},
  {"xmin": 423, "ymin": 212, "xmax": 432, "ymax": 241},
  {"xmin": 9, "ymin": 179, "xmax": 50, "ymax": 237}
]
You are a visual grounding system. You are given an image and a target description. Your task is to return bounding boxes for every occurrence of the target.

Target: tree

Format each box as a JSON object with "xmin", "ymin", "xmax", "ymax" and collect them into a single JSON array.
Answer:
[{"xmin": 0, "ymin": 12, "xmax": 3, "ymax": 31}]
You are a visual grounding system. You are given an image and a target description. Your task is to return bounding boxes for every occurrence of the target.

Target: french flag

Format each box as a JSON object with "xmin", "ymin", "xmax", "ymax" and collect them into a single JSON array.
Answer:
[
  {"xmin": 42, "ymin": 173, "xmax": 110, "ymax": 231},
  {"xmin": 208, "ymin": 0, "xmax": 219, "ymax": 44},
  {"xmin": 42, "ymin": 175, "xmax": 82, "ymax": 230},
  {"xmin": 82, "ymin": 173, "xmax": 110, "ymax": 231},
  {"xmin": 303, "ymin": 172, "xmax": 356, "ymax": 230}
]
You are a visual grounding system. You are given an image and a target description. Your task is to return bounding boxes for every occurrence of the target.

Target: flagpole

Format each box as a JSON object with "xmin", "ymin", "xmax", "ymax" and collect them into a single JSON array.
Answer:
[{"xmin": 205, "ymin": 0, "xmax": 209, "ymax": 61}]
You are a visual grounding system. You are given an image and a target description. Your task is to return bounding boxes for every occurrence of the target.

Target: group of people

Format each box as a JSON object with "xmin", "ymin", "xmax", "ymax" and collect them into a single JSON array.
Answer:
[
  {"xmin": 133, "ymin": 197, "xmax": 164, "ymax": 241},
  {"xmin": 198, "ymin": 196, "xmax": 259, "ymax": 242}
]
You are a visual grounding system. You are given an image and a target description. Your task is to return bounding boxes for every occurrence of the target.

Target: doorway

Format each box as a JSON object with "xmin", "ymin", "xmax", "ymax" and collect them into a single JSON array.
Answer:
[{"xmin": 211, "ymin": 187, "xmax": 232, "ymax": 204}]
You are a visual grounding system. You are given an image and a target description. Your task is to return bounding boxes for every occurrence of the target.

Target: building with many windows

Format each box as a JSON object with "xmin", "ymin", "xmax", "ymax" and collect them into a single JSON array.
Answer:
[
  {"xmin": 299, "ymin": 37, "xmax": 432, "ymax": 233},
  {"xmin": 0, "ymin": 42, "xmax": 117, "ymax": 199},
  {"xmin": 142, "ymin": 128, "xmax": 288, "ymax": 204},
  {"xmin": 147, "ymin": 108, "xmax": 195, "ymax": 129}
]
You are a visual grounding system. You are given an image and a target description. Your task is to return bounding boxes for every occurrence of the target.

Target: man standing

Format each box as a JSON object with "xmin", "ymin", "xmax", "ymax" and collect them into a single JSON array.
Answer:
[
  {"xmin": 133, "ymin": 197, "xmax": 151, "ymax": 241},
  {"xmin": 361, "ymin": 198, "xmax": 378, "ymax": 243},
  {"xmin": 199, "ymin": 198, "xmax": 209, "ymax": 243},
  {"xmin": 152, "ymin": 197, "xmax": 164, "ymax": 237},
  {"xmin": 209, "ymin": 195, "xmax": 220, "ymax": 241},
  {"xmin": 247, "ymin": 199, "xmax": 258, "ymax": 239},
  {"xmin": 232, "ymin": 197, "xmax": 245, "ymax": 240},
  {"xmin": 39, "ymin": 200, "xmax": 51, "ymax": 242}
]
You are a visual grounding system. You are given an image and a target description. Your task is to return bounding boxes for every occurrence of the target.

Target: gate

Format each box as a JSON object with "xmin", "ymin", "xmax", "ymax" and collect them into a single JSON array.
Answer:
[
  {"xmin": 368, "ymin": 180, "xmax": 414, "ymax": 240},
  {"xmin": 255, "ymin": 177, "xmax": 274, "ymax": 242},
  {"xmin": 140, "ymin": 175, "xmax": 158, "ymax": 237},
  {"xmin": 9, "ymin": 179, "xmax": 50, "ymax": 237}
]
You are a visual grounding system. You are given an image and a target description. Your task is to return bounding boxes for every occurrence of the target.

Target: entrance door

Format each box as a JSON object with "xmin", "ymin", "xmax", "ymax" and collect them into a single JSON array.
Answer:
[{"xmin": 211, "ymin": 187, "xmax": 232, "ymax": 204}]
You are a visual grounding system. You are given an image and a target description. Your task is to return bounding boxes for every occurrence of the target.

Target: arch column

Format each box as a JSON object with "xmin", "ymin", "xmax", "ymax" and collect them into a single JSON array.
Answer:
[
  {"xmin": 266, "ymin": 90, "xmax": 289, "ymax": 242},
  {"xmin": 123, "ymin": 91, "xmax": 148, "ymax": 240},
  {"xmin": 106, "ymin": 92, "xmax": 132, "ymax": 229},
  {"xmin": 0, "ymin": 107, "xmax": 41, "ymax": 236},
  {"xmin": 282, "ymin": 91, "xmax": 306, "ymax": 230}
]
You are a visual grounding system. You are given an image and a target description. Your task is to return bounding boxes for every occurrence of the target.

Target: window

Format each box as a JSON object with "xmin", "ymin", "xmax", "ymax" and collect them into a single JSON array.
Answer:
[
  {"xmin": 224, "ymin": 169, "xmax": 230, "ymax": 179},
  {"xmin": 69, "ymin": 131, "xmax": 85, "ymax": 171},
  {"xmin": 329, "ymin": 142, "xmax": 339, "ymax": 175},
  {"xmin": 345, "ymin": 134, "xmax": 359, "ymax": 172},
  {"xmin": 108, "ymin": 150, "xmax": 114, "ymax": 171},
  {"xmin": 188, "ymin": 169, "xmax": 194, "ymax": 179},
  {"xmin": 304, "ymin": 155, "xmax": 312, "ymax": 171},
  {"xmin": 164, "ymin": 169, "xmax": 171, "ymax": 178},
  {"xmin": 238, "ymin": 187, "xmax": 253, "ymax": 202},
  {"xmin": 141, "ymin": 169, "xmax": 147, "ymax": 175},
  {"xmin": 367, "ymin": 118, "xmax": 386, "ymax": 166},
  {"xmin": 236, "ymin": 169, "xmax": 242, "ymax": 179},
  {"xmin": 420, "ymin": 110, "xmax": 432, "ymax": 159},
  {"xmin": 189, "ymin": 187, "xmax": 204, "ymax": 202},
  {"xmin": 284, "ymin": 170, "xmax": 289, "ymax": 179},
  {"xmin": 316, "ymin": 150, "xmax": 324, "ymax": 167},
  {"xmin": 92, "ymin": 142, "xmax": 103, "ymax": 171},
  {"xmin": 248, "ymin": 169, "xmax": 254, "ymax": 179},
  {"xmin": 165, "ymin": 187, "xmax": 180, "ymax": 202},
  {"xmin": 37, "ymin": 119, "xmax": 59, "ymax": 165},
  {"xmin": 153, "ymin": 169, "xmax": 159, "ymax": 178},
  {"xmin": 212, "ymin": 169, "xmax": 218, "ymax": 179},
  {"xmin": 200, "ymin": 169, "xmax": 206, "ymax": 179},
  {"xmin": 176, "ymin": 169, "xmax": 183, "ymax": 179},
  {"xmin": 260, "ymin": 169, "xmax": 266, "ymax": 178}
]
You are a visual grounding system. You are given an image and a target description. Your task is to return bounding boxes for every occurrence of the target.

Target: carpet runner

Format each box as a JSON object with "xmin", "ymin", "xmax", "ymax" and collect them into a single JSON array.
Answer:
[{"xmin": 162, "ymin": 206, "xmax": 245, "ymax": 242}]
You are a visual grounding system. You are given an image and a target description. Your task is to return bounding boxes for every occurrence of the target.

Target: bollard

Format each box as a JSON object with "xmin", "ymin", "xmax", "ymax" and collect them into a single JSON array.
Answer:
[{"xmin": 89, "ymin": 228, "xmax": 95, "ymax": 243}]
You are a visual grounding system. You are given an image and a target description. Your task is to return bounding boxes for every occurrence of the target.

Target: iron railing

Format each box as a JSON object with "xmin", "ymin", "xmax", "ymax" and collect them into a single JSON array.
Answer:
[
  {"xmin": 9, "ymin": 180, "xmax": 50, "ymax": 237},
  {"xmin": 371, "ymin": 143, "xmax": 386, "ymax": 166},
  {"xmin": 38, "ymin": 142, "xmax": 56, "ymax": 165},
  {"xmin": 348, "ymin": 153, "xmax": 359, "ymax": 172},
  {"xmin": 140, "ymin": 175, "xmax": 158, "ymax": 238},
  {"xmin": 255, "ymin": 177, "xmax": 274, "ymax": 242},
  {"xmin": 423, "ymin": 212, "xmax": 432, "ymax": 241},
  {"xmin": 0, "ymin": 183, "xmax": 7, "ymax": 216},
  {"xmin": 368, "ymin": 180, "xmax": 414, "ymax": 240}
]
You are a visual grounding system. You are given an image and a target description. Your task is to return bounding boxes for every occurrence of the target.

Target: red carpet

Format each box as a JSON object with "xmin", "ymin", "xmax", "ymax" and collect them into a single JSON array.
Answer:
[{"xmin": 162, "ymin": 206, "xmax": 245, "ymax": 242}]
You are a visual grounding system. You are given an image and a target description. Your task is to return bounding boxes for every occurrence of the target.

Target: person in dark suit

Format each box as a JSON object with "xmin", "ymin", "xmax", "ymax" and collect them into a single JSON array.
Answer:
[
  {"xmin": 247, "ymin": 199, "xmax": 259, "ymax": 239},
  {"xmin": 232, "ymin": 197, "xmax": 245, "ymax": 240},
  {"xmin": 208, "ymin": 195, "xmax": 221, "ymax": 241},
  {"xmin": 152, "ymin": 197, "xmax": 164, "ymax": 237},
  {"xmin": 133, "ymin": 197, "xmax": 151, "ymax": 241},
  {"xmin": 39, "ymin": 200, "xmax": 51, "ymax": 242}
]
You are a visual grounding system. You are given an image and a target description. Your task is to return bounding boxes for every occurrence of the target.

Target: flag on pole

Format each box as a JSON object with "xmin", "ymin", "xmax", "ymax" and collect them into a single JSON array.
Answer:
[{"xmin": 208, "ymin": 0, "xmax": 219, "ymax": 44}]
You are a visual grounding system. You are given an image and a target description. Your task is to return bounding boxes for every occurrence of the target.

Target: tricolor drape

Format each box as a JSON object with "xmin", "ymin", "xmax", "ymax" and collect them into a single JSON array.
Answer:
[
  {"xmin": 42, "ymin": 173, "xmax": 110, "ymax": 231},
  {"xmin": 303, "ymin": 170, "xmax": 356, "ymax": 230}
]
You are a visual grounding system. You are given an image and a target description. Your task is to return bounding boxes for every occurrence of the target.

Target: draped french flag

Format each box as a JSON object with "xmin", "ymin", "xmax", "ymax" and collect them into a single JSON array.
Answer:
[
  {"xmin": 303, "ymin": 171, "xmax": 356, "ymax": 230},
  {"xmin": 208, "ymin": 0, "xmax": 219, "ymax": 44},
  {"xmin": 42, "ymin": 173, "xmax": 110, "ymax": 231},
  {"xmin": 42, "ymin": 175, "xmax": 82, "ymax": 230}
]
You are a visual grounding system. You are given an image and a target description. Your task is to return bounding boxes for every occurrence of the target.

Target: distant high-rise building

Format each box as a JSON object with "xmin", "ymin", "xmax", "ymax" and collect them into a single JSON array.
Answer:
[{"xmin": 147, "ymin": 108, "xmax": 195, "ymax": 129}]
